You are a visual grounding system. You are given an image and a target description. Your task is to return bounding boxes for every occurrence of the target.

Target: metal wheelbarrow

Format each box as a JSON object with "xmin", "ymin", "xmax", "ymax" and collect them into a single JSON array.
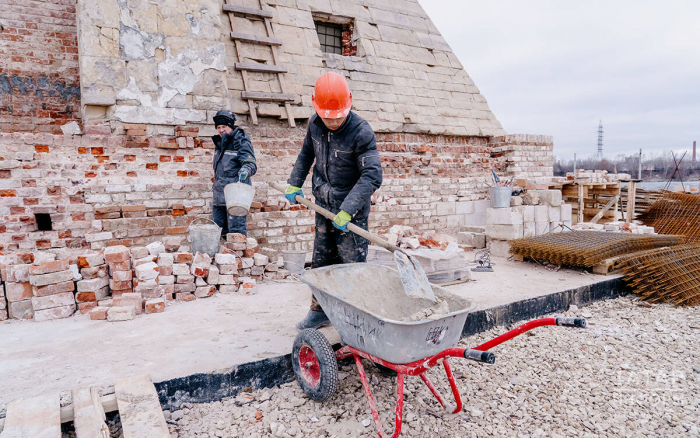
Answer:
[{"xmin": 291, "ymin": 264, "xmax": 587, "ymax": 438}]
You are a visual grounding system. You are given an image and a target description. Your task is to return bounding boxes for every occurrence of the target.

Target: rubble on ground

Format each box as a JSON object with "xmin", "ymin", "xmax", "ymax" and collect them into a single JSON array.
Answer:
[
  {"xmin": 166, "ymin": 296, "xmax": 700, "ymax": 437},
  {"xmin": 0, "ymin": 234, "xmax": 293, "ymax": 323}
]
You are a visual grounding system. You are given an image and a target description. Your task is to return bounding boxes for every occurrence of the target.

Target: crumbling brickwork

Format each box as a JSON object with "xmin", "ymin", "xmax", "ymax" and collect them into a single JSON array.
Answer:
[
  {"xmin": 0, "ymin": 0, "xmax": 81, "ymax": 133},
  {"xmin": 489, "ymin": 135, "xmax": 554, "ymax": 180}
]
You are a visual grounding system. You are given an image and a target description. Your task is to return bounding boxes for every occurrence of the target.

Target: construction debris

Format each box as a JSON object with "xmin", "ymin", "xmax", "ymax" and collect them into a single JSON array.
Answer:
[
  {"xmin": 620, "ymin": 244, "xmax": 700, "ymax": 306},
  {"xmin": 572, "ymin": 221, "xmax": 656, "ymax": 234},
  {"xmin": 509, "ymin": 231, "xmax": 684, "ymax": 268},
  {"xmin": 637, "ymin": 192, "xmax": 700, "ymax": 242}
]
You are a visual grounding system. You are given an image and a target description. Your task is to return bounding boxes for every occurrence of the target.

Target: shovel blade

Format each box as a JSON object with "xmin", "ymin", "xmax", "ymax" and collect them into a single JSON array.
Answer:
[{"xmin": 394, "ymin": 251, "xmax": 437, "ymax": 302}]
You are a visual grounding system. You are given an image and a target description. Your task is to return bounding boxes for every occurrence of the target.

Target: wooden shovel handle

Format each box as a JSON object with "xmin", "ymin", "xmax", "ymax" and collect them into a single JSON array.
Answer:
[{"xmin": 268, "ymin": 182, "xmax": 398, "ymax": 252}]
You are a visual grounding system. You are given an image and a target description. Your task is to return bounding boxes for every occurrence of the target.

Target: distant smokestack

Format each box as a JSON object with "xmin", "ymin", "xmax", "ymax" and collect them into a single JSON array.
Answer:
[{"xmin": 694, "ymin": 141, "xmax": 697, "ymax": 164}]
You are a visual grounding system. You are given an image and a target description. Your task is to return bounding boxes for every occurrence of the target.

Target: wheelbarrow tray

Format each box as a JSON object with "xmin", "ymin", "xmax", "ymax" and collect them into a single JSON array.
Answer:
[{"xmin": 301, "ymin": 264, "xmax": 476, "ymax": 364}]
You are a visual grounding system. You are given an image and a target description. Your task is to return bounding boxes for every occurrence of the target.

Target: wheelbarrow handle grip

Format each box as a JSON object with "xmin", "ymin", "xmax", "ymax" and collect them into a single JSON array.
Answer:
[
  {"xmin": 268, "ymin": 181, "xmax": 394, "ymax": 251},
  {"xmin": 555, "ymin": 317, "xmax": 587, "ymax": 328},
  {"xmin": 463, "ymin": 349, "xmax": 495, "ymax": 364}
]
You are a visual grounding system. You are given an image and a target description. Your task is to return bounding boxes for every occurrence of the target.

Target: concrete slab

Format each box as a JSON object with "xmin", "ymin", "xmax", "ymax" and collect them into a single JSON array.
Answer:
[{"xmin": 0, "ymin": 256, "xmax": 622, "ymax": 413}]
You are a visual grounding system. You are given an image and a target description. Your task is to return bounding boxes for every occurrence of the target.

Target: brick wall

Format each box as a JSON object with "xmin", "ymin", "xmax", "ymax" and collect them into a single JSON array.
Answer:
[
  {"xmin": 0, "ymin": 0, "xmax": 81, "ymax": 133},
  {"xmin": 489, "ymin": 134, "xmax": 554, "ymax": 180},
  {"xmin": 0, "ymin": 119, "xmax": 503, "ymax": 260}
]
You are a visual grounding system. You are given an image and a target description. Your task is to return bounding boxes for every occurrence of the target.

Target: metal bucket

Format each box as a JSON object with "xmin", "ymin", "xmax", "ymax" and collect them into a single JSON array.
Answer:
[
  {"xmin": 224, "ymin": 182, "xmax": 255, "ymax": 216},
  {"xmin": 490, "ymin": 186, "xmax": 512, "ymax": 208},
  {"xmin": 282, "ymin": 250, "xmax": 307, "ymax": 274},
  {"xmin": 188, "ymin": 217, "xmax": 221, "ymax": 257}
]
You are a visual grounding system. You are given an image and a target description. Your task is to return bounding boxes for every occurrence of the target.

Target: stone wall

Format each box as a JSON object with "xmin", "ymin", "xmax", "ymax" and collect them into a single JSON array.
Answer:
[
  {"xmin": 0, "ymin": 0, "xmax": 81, "ymax": 133},
  {"xmin": 0, "ymin": 119, "xmax": 504, "ymax": 260},
  {"xmin": 74, "ymin": 0, "xmax": 505, "ymax": 137}
]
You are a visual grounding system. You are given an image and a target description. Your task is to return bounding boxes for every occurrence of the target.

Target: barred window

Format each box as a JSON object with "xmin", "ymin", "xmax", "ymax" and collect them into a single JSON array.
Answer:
[{"xmin": 315, "ymin": 22, "xmax": 343, "ymax": 55}]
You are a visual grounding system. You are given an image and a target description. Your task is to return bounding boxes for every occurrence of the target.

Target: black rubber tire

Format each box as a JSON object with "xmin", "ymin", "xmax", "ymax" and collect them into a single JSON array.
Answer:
[{"xmin": 292, "ymin": 329, "xmax": 338, "ymax": 402}]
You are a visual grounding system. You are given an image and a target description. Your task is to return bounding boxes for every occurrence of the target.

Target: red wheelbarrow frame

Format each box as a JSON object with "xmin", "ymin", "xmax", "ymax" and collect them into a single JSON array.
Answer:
[{"xmin": 334, "ymin": 316, "xmax": 586, "ymax": 438}]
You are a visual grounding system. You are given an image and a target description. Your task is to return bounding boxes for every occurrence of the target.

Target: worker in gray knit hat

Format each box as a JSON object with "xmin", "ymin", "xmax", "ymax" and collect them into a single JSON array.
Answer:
[{"xmin": 211, "ymin": 110, "xmax": 257, "ymax": 236}]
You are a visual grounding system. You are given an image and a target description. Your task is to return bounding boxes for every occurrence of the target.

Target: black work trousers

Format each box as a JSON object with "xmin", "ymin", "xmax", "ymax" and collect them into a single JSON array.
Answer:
[
  {"xmin": 310, "ymin": 212, "xmax": 369, "ymax": 311},
  {"xmin": 212, "ymin": 206, "xmax": 247, "ymax": 237}
]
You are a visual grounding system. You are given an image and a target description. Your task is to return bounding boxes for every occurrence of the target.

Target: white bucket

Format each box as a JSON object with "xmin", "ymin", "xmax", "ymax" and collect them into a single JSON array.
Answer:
[
  {"xmin": 224, "ymin": 182, "xmax": 255, "ymax": 216},
  {"xmin": 282, "ymin": 250, "xmax": 307, "ymax": 275}
]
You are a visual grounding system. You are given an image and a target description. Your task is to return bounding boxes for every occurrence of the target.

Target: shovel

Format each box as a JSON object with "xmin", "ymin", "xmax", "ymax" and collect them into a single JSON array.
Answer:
[{"xmin": 269, "ymin": 182, "xmax": 436, "ymax": 302}]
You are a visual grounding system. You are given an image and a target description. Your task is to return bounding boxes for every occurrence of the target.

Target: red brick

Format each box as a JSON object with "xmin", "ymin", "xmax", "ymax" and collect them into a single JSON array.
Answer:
[
  {"xmin": 89, "ymin": 306, "xmax": 109, "ymax": 320},
  {"xmin": 174, "ymin": 253, "xmax": 193, "ymax": 263},
  {"xmin": 145, "ymin": 298, "xmax": 165, "ymax": 314},
  {"xmin": 35, "ymin": 145, "xmax": 50, "ymax": 153},
  {"xmin": 158, "ymin": 266, "xmax": 173, "ymax": 276},
  {"xmin": 32, "ymin": 280, "xmax": 75, "ymax": 298},
  {"xmin": 104, "ymin": 245, "xmax": 130, "ymax": 263},
  {"xmin": 113, "ymin": 292, "xmax": 143, "ymax": 315},
  {"xmin": 123, "ymin": 123, "xmax": 147, "ymax": 130},
  {"xmin": 95, "ymin": 205, "xmax": 121, "ymax": 214},
  {"xmin": 176, "ymin": 292, "xmax": 195, "ymax": 302},
  {"xmin": 6, "ymin": 282, "xmax": 33, "ymax": 302},
  {"xmin": 0, "ymin": 190, "xmax": 16, "ymax": 197},
  {"xmin": 121, "ymin": 205, "xmax": 147, "ymax": 212},
  {"xmin": 108, "ymin": 260, "xmax": 131, "ymax": 271},
  {"xmin": 29, "ymin": 259, "xmax": 69, "ymax": 275}
]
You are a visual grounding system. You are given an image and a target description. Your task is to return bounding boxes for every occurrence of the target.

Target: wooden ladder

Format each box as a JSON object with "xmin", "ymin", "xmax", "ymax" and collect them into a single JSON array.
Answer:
[{"xmin": 223, "ymin": 1, "xmax": 296, "ymax": 127}]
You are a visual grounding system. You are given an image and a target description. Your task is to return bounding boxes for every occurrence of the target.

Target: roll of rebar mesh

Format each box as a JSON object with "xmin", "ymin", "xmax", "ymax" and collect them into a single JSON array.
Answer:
[
  {"xmin": 619, "ymin": 244, "xmax": 700, "ymax": 307},
  {"xmin": 509, "ymin": 231, "xmax": 685, "ymax": 268},
  {"xmin": 637, "ymin": 192, "xmax": 700, "ymax": 242}
]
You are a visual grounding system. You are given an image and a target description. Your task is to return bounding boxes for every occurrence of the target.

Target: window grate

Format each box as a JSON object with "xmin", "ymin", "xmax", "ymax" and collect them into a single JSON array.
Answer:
[{"xmin": 315, "ymin": 22, "xmax": 343, "ymax": 55}]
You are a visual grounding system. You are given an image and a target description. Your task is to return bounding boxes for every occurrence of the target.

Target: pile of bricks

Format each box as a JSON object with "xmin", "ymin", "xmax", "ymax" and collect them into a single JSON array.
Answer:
[
  {"xmin": 28, "ymin": 260, "xmax": 79, "ymax": 322},
  {"xmin": 76, "ymin": 253, "xmax": 110, "ymax": 314},
  {"xmin": 486, "ymin": 190, "xmax": 573, "ymax": 257}
]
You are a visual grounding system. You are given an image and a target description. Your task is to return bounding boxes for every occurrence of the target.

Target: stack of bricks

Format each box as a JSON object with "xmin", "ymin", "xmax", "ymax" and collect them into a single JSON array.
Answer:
[
  {"xmin": 172, "ymin": 252, "xmax": 195, "ymax": 301},
  {"xmin": 105, "ymin": 246, "xmax": 133, "ymax": 296},
  {"xmin": 213, "ymin": 252, "xmax": 240, "ymax": 293},
  {"xmin": 223, "ymin": 234, "xmax": 259, "ymax": 279},
  {"xmin": 28, "ymin": 260, "xmax": 78, "ymax": 322},
  {"xmin": 131, "ymin": 242, "xmax": 165, "ymax": 314},
  {"xmin": 191, "ymin": 252, "xmax": 217, "ymax": 299},
  {"xmin": 4, "ymin": 264, "xmax": 33, "ymax": 320},
  {"xmin": 486, "ymin": 190, "xmax": 573, "ymax": 257},
  {"xmin": 76, "ymin": 253, "xmax": 110, "ymax": 314}
]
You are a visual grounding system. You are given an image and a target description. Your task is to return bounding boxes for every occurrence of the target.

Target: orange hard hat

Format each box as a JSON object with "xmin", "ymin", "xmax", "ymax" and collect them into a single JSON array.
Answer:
[{"xmin": 312, "ymin": 72, "xmax": 352, "ymax": 119}]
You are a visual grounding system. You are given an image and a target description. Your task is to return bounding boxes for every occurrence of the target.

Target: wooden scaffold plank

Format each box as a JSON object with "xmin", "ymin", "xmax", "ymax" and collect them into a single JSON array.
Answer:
[
  {"xmin": 115, "ymin": 375, "xmax": 170, "ymax": 438},
  {"xmin": 73, "ymin": 387, "xmax": 110, "ymax": 438},
  {"xmin": 0, "ymin": 393, "xmax": 61, "ymax": 438}
]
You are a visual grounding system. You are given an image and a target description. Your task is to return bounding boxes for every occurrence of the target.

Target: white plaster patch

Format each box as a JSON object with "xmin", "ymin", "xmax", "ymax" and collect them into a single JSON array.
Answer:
[
  {"xmin": 116, "ymin": 77, "xmax": 153, "ymax": 107},
  {"xmin": 157, "ymin": 44, "xmax": 226, "ymax": 96},
  {"xmin": 157, "ymin": 86, "xmax": 181, "ymax": 108}
]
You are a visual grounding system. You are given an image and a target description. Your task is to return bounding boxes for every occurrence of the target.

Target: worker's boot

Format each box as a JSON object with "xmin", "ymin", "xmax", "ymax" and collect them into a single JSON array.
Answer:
[{"xmin": 296, "ymin": 309, "xmax": 330, "ymax": 331}]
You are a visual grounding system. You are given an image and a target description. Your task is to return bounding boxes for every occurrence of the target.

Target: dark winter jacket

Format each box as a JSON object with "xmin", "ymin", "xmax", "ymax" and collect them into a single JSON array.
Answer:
[
  {"xmin": 212, "ymin": 128, "xmax": 257, "ymax": 206},
  {"xmin": 288, "ymin": 111, "xmax": 382, "ymax": 219}
]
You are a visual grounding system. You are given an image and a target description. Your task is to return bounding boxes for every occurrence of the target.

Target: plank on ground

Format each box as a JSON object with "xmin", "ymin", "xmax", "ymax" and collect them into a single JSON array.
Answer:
[
  {"xmin": 115, "ymin": 374, "xmax": 170, "ymax": 438},
  {"xmin": 0, "ymin": 393, "xmax": 60, "ymax": 438},
  {"xmin": 72, "ymin": 387, "xmax": 110, "ymax": 438}
]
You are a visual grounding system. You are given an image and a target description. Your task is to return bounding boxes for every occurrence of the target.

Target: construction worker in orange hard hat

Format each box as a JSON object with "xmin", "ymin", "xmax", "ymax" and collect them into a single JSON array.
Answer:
[{"xmin": 285, "ymin": 72, "xmax": 383, "ymax": 331}]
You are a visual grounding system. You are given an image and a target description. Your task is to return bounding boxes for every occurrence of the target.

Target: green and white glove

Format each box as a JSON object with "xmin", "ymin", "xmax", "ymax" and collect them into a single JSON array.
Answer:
[{"xmin": 333, "ymin": 210, "xmax": 352, "ymax": 232}]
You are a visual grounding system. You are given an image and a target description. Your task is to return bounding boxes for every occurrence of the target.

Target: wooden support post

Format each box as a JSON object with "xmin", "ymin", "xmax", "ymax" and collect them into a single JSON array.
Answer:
[
  {"xmin": 626, "ymin": 181, "xmax": 637, "ymax": 223},
  {"xmin": 577, "ymin": 183, "xmax": 584, "ymax": 224}
]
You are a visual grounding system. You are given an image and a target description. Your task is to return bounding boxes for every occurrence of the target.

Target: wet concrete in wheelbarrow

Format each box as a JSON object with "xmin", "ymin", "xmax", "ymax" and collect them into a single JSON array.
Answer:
[{"xmin": 0, "ymin": 256, "xmax": 624, "ymax": 416}]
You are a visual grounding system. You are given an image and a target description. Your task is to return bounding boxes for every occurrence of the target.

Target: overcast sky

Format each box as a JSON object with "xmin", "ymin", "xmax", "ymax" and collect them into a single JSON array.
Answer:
[{"xmin": 419, "ymin": 0, "xmax": 700, "ymax": 160}]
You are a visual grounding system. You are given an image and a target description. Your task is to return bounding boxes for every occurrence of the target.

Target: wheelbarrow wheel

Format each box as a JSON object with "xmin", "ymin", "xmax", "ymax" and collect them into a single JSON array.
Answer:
[{"xmin": 292, "ymin": 329, "xmax": 338, "ymax": 402}]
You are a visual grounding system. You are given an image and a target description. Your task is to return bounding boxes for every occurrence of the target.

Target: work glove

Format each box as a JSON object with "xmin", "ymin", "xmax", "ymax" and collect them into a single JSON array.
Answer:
[
  {"xmin": 332, "ymin": 210, "xmax": 352, "ymax": 232},
  {"xmin": 285, "ymin": 185, "xmax": 303, "ymax": 204},
  {"xmin": 238, "ymin": 167, "xmax": 250, "ymax": 182}
]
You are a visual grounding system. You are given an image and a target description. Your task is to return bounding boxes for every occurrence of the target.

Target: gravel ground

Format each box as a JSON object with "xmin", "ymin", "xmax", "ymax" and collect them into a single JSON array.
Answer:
[{"xmin": 167, "ymin": 296, "xmax": 700, "ymax": 437}]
